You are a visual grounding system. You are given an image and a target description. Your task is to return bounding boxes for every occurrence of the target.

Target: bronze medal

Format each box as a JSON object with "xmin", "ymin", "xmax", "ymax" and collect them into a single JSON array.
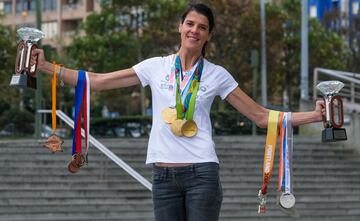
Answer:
[
  {"xmin": 43, "ymin": 134, "xmax": 64, "ymax": 153},
  {"xmin": 162, "ymin": 107, "xmax": 177, "ymax": 124},
  {"xmin": 68, "ymin": 153, "xmax": 86, "ymax": 173},
  {"xmin": 181, "ymin": 120, "xmax": 198, "ymax": 138}
]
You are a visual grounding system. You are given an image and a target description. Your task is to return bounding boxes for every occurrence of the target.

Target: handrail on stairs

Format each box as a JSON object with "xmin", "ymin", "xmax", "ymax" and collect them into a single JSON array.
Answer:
[
  {"xmin": 38, "ymin": 109, "xmax": 152, "ymax": 191},
  {"xmin": 313, "ymin": 68, "xmax": 360, "ymax": 112}
]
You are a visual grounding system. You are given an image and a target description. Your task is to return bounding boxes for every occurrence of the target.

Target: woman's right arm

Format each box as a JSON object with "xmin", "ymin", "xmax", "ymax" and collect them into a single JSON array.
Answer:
[{"xmin": 34, "ymin": 49, "xmax": 140, "ymax": 91}]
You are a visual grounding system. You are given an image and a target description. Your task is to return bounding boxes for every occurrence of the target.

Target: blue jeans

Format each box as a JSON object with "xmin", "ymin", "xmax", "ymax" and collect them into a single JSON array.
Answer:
[{"xmin": 152, "ymin": 162, "xmax": 223, "ymax": 221}]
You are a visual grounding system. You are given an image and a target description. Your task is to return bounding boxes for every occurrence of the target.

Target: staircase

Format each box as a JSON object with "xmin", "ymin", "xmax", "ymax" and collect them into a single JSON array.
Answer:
[{"xmin": 0, "ymin": 136, "xmax": 360, "ymax": 221}]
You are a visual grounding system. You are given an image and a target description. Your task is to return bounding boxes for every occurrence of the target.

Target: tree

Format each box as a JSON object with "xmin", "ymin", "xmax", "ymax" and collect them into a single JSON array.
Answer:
[{"xmin": 66, "ymin": 0, "xmax": 188, "ymax": 116}]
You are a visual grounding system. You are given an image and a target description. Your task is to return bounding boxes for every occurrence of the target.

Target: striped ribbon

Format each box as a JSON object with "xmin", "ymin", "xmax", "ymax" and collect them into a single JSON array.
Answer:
[{"xmin": 72, "ymin": 70, "xmax": 90, "ymax": 161}]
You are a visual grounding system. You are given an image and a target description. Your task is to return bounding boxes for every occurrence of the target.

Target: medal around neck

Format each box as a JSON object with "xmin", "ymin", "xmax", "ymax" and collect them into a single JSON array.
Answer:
[
  {"xmin": 162, "ymin": 107, "xmax": 177, "ymax": 124},
  {"xmin": 169, "ymin": 119, "xmax": 198, "ymax": 138},
  {"xmin": 165, "ymin": 55, "xmax": 203, "ymax": 138}
]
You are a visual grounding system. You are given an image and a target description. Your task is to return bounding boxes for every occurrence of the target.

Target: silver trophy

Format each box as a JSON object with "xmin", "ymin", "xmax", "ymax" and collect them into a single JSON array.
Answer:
[
  {"xmin": 10, "ymin": 27, "xmax": 45, "ymax": 89},
  {"xmin": 316, "ymin": 81, "xmax": 347, "ymax": 142}
]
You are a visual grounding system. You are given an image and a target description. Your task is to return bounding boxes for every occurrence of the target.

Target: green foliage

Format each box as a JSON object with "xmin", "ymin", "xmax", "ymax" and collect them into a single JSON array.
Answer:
[
  {"xmin": 0, "ymin": 23, "xmax": 19, "ymax": 110},
  {"xmin": 0, "ymin": 109, "xmax": 34, "ymax": 134},
  {"xmin": 63, "ymin": 0, "xmax": 351, "ymax": 117}
]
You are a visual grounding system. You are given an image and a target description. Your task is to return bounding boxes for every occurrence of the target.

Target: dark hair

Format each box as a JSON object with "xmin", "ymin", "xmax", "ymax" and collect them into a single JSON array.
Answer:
[{"xmin": 180, "ymin": 3, "xmax": 215, "ymax": 57}]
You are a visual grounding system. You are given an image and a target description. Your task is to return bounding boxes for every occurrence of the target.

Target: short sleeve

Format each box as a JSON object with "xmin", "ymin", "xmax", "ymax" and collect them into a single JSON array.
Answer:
[
  {"xmin": 132, "ymin": 57, "xmax": 162, "ymax": 87},
  {"xmin": 216, "ymin": 66, "xmax": 238, "ymax": 100}
]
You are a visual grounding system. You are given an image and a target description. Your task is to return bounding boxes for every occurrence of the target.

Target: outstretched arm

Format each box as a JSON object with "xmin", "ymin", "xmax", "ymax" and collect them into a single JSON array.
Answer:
[
  {"xmin": 33, "ymin": 49, "xmax": 140, "ymax": 91},
  {"xmin": 225, "ymin": 87, "xmax": 324, "ymax": 128}
]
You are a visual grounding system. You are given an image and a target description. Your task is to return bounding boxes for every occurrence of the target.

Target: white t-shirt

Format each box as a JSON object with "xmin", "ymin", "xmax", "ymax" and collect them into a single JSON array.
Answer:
[{"xmin": 132, "ymin": 54, "xmax": 238, "ymax": 164}]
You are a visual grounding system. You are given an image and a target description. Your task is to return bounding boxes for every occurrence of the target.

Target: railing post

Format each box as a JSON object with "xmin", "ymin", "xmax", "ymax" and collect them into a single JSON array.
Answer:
[
  {"xmin": 351, "ymin": 82, "xmax": 355, "ymax": 103},
  {"xmin": 313, "ymin": 68, "xmax": 318, "ymax": 100}
]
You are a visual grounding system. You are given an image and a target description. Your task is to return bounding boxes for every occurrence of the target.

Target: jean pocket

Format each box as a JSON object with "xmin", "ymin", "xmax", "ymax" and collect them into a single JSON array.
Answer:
[{"xmin": 195, "ymin": 168, "xmax": 219, "ymax": 183}]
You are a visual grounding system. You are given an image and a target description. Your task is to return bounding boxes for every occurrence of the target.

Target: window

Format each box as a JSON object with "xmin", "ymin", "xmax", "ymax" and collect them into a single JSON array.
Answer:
[
  {"xmin": 3, "ymin": 1, "xmax": 12, "ymax": 14},
  {"xmin": 15, "ymin": 0, "xmax": 35, "ymax": 14},
  {"xmin": 42, "ymin": 22, "xmax": 58, "ymax": 39},
  {"xmin": 310, "ymin": 5, "xmax": 317, "ymax": 18},
  {"xmin": 42, "ymin": 0, "xmax": 56, "ymax": 11},
  {"xmin": 353, "ymin": 2, "xmax": 359, "ymax": 15}
]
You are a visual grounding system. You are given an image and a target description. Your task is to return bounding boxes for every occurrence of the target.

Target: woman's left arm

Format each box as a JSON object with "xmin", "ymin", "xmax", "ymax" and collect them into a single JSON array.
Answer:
[{"xmin": 225, "ymin": 87, "xmax": 325, "ymax": 128}]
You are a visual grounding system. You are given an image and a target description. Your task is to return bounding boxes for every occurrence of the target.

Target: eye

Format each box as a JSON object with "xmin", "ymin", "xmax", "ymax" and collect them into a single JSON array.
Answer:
[
  {"xmin": 199, "ymin": 26, "xmax": 207, "ymax": 31},
  {"xmin": 186, "ymin": 21, "xmax": 194, "ymax": 26}
]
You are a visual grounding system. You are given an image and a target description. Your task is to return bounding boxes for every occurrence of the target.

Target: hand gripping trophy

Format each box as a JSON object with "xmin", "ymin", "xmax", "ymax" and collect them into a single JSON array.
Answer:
[
  {"xmin": 10, "ymin": 27, "xmax": 45, "ymax": 89},
  {"xmin": 316, "ymin": 81, "xmax": 347, "ymax": 142}
]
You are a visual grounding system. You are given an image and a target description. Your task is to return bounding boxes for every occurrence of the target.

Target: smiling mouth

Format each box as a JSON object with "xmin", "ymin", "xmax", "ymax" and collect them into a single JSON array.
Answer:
[{"xmin": 187, "ymin": 36, "xmax": 199, "ymax": 41}]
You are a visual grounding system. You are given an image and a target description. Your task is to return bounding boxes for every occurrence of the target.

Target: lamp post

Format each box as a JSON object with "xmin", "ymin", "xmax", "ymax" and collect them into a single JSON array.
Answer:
[
  {"xmin": 260, "ymin": 0, "xmax": 268, "ymax": 107},
  {"xmin": 35, "ymin": 0, "xmax": 42, "ymax": 139}
]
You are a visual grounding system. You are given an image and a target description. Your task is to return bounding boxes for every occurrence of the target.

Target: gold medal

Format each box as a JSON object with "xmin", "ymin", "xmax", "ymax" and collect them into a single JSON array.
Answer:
[
  {"xmin": 170, "ymin": 119, "xmax": 198, "ymax": 137},
  {"xmin": 182, "ymin": 120, "xmax": 198, "ymax": 137},
  {"xmin": 170, "ymin": 119, "xmax": 185, "ymax": 137},
  {"xmin": 43, "ymin": 134, "xmax": 64, "ymax": 153},
  {"xmin": 162, "ymin": 107, "xmax": 177, "ymax": 124}
]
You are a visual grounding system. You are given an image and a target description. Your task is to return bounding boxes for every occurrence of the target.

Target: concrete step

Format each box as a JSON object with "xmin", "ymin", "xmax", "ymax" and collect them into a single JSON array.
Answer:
[{"xmin": 0, "ymin": 137, "xmax": 359, "ymax": 221}]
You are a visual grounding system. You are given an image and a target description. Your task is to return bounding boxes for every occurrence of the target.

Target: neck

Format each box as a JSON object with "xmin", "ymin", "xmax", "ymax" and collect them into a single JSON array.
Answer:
[{"xmin": 178, "ymin": 48, "xmax": 202, "ymax": 71}]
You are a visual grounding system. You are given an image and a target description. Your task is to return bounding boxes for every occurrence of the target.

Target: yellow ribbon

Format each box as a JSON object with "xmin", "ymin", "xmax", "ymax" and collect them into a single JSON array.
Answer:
[{"xmin": 261, "ymin": 110, "xmax": 280, "ymax": 194}]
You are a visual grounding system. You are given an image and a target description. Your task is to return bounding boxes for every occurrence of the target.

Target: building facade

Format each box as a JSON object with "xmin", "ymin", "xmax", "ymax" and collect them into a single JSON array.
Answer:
[
  {"xmin": 0, "ymin": 0, "xmax": 102, "ymax": 49},
  {"xmin": 308, "ymin": 0, "xmax": 359, "ymax": 49}
]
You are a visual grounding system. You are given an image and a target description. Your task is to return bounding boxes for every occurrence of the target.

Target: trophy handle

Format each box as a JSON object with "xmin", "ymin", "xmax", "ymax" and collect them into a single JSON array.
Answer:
[
  {"xmin": 27, "ymin": 44, "xmax": 38, "ymax": 76},
  {"xmin": 322, "ymin": 97, "xmax": 328, "ymax": 128},
  {"xmin": 15, "ymin": 42, "xmax": 26, "ymax": 74},
  {"xmin": 330, "ymin": 95, "xmax": 344, "ymax": 128}
]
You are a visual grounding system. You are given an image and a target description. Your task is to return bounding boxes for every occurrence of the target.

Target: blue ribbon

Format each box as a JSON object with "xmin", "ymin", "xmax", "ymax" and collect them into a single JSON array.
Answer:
[{"xmin": 72, "ymin": 70, "xmax": 86, "ymax": 155}]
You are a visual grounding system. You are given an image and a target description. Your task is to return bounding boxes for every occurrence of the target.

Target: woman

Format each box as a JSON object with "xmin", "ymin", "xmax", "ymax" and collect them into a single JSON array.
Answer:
[{"xmin": 34, "ymin": 3, "xmax": 324, "ymax": 221}]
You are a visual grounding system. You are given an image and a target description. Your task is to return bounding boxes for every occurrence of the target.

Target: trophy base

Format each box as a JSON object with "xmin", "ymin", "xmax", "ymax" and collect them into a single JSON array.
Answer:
[
  {"xmin": 322, "ymin": 128, "xmax": 347, "ymax": 142},
  {"xmin": 9, "ymin": 73, "xmax": 36, "ymax": 89}
]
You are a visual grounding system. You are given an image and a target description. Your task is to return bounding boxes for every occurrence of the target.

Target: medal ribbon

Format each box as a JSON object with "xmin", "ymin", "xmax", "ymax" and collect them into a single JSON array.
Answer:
[
  {"xmin": 284, "ymin": 112, "xmax": 293, "ymax": 194},
  {"xmin": 278, "ymin": 112, "xmax": 294, "ymax": 194},
  {"xmin": 51, "ymin": 62, "xmax": 58, "ymax": 133},
  {"xmin": 72, "ymin": 70, "xmax": 90, "ymax": 159},
  {"xmin": 174, "ymin": 55, "xmax": 203, "ymax": 120},
  {"xmin": 260, "ymin": 110, "xmax": 280, "ymax": 195}
]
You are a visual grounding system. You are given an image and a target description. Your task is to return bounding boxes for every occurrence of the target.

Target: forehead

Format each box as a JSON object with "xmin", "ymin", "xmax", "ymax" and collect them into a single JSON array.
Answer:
[{"xmin": 183, "ymin": 11, "xmax": 209, "ymax": 27}]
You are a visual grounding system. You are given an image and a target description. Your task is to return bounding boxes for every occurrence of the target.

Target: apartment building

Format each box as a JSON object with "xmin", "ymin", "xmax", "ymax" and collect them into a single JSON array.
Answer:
[{"xmin": 0, "ymin": 0, "xmax": 102, "ymax": 49}]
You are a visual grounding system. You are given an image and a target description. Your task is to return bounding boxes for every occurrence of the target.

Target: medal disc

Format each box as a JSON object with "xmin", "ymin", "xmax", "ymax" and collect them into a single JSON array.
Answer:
[
  {"xmin": 43, "ymin": 134, "xmax": 64, "ymax": 153},
  {"xmin": 170, "ymin": 119, "xmax": 185, "ymax": 137},
  {"xmin": 68, "ymin": 160, "xmax": 79, "ymax": 173},
  {"xmin": 181, "ymin": 120, "xmax": 198, "ymax": 137},
  {"xmin": 279, "ymin": 193, "xmax": 296, "ymax": 209},
  {"xmin": 162, "ymin": 107, "xmax": 177, "ymax": 124}
]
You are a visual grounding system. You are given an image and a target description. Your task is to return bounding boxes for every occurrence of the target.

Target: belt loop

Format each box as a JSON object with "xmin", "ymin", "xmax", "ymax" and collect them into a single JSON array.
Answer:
[
  {"xmin": 192, "ymin": 163, "xmax": 196, "ymax": 176},
  {"xmin": 165, "ymin": 167, "xmax": 169, "ymax": 178}
]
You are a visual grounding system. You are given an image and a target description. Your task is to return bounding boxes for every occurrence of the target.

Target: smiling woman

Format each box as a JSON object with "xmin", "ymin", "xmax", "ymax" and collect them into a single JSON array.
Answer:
[{"xmin": 32, "ymin": 2, "xmax": 324, "ymax": 221}]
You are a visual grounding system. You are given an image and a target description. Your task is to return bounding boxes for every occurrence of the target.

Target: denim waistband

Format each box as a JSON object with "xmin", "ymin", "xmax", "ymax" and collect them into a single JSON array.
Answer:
[{"xmin": 152, "ymin": 162, "xmax": 219, "ymax": 174}]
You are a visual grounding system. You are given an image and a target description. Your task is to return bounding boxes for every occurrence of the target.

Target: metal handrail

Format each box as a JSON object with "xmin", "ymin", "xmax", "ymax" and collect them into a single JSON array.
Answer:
[
  {"xmin": 38, "ymin": 109, "xmax": 152, "ymax": 191},
  {"xmin": 313, "ymin": 68, "xmax": 360, "ymax": 112}
]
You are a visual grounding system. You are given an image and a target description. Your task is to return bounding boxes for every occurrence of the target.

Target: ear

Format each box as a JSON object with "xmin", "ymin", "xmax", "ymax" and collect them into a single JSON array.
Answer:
[{"xmin": 178, "ymin": 23, "xmax": 182, "ymax": 33}]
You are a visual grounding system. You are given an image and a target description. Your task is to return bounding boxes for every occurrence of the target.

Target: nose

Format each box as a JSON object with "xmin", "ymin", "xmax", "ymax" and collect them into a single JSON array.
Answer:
[{"xmin": 190, "ymin": 25, "xmax": 200, "ymax": 34}]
